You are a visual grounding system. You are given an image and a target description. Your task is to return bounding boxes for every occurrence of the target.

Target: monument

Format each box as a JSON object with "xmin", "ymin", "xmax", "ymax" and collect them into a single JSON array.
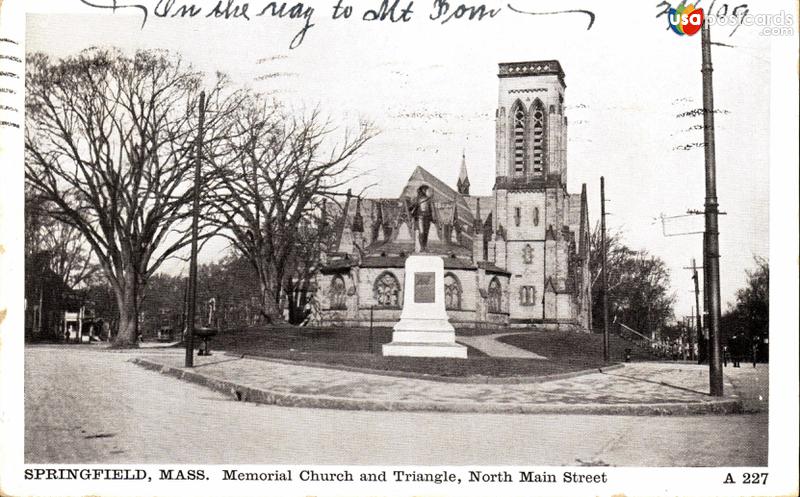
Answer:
[{"xmin": 382, "ymin": 255, "xmax": 469, "ymax": 358}]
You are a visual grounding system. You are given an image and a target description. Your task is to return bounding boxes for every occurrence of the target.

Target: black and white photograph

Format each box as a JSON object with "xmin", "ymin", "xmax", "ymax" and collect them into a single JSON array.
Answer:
[{"xmin": 0, "ymin": 0, "xmax": 798, "ymax": 495}]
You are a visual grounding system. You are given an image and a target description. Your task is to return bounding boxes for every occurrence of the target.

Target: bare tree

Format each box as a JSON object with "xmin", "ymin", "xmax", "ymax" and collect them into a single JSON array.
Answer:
[
  {"xmin": 722, "ymin": 256, "xmax": 769, "ymax": 344},
  {"xmin": 589, "ymin": 222, "xmax": 675, "ymax": 334},
  {"xmin": 206, "ymin": 94, "xmax": 376, "ymax": 322},
  {"xmin": 282, "ymin": 210, "xmax": 340, "ymax": 324},
  {"xmin": 25, "ymin": 48, "xmax": 241, "ymax": 347},
  {"xmin": 26, "ymin": 184, "xmax": 97, "ymax": 289}
]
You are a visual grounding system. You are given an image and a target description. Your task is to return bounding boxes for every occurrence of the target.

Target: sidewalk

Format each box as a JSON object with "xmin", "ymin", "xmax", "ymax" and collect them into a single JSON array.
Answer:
[
  {"xmin": 456, "ymin": 332, "xmax": 547, "ymax": 359},
  {"xmin": 131, "ymin": 350, "xmax": 751, "ymax": 415}
]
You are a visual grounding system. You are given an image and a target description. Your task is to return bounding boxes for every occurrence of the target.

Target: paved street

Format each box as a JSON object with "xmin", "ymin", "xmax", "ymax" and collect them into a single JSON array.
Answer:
[{"xmin": 24, "ymin": 346, "xmax": 767, "ymax": 466}]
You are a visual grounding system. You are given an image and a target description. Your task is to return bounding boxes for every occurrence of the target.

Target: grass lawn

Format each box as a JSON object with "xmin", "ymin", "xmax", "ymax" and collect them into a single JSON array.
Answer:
[
  {"xmin": 201, "ymin": 326, "xmax": 619, "ymax": 378},
  {"xmin": 500, "ymin": 331, "xmax": 663, "ymax": 363}
]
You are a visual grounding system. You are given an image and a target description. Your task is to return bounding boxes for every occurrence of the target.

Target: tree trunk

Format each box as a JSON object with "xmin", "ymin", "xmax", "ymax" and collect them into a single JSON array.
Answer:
[
  {"xmin": 112, "ymin": 272, "xmax": 140, "ymax": 348},
  {"xmin": 259, "ymin": 280, "xmax": 284, "ymax": 323}
]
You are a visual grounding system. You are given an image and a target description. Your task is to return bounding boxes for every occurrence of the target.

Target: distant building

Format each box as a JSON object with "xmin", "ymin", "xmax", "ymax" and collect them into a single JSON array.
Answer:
[
  {"xmin": 24, "ymin": 250, "xmax": 86, "ymax": 340},
  {"xmin": 316, "ymin": 61, "xmax": 591, "ymax": 331}
]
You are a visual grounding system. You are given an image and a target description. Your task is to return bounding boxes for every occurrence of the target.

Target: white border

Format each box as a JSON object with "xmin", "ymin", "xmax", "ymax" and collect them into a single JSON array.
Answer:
[{"xmin": 1, "ymin": 0, "xmax": 798, "ymax": 495}]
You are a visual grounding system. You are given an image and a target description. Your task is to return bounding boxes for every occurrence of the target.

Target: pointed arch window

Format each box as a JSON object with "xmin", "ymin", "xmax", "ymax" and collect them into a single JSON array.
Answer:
[
  {"xmin": 512, "ymin": 101, "xmax": 527, "ymax": 175},
  {"xmin": 531, "ymin": 100, "xmax": 546, "ymax": 174},
  {"xmin": 520, "ymin": 286, "xmax": 536, "ymax": 306},
  {"xmin": 488, "ymin": 277, "xmax": 502, "ymax": 313},
  {"xmin": 374, "ymin": 272, "xmax": 401, "ymax": 307},
  {"xmin": 330, "ymin": 275, "xmax": 347, "ymax": 310},
  {"xmin": 444, "ymin": 273, "xmax": 462, "ymax": 310}
]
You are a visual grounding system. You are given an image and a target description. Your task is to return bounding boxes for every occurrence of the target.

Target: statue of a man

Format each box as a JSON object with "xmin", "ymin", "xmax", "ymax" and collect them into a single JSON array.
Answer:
[{"xmin": 409, "ymin": 186, "xmax": 433, "ymax": 251}]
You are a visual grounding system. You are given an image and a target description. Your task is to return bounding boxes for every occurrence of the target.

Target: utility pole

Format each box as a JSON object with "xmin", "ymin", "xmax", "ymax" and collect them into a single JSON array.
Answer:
[
  {"xmin": 601, "ymin": 176, "xmax": 609, "ymax": 363},
  {"xmin": 185, "ymin": 91, "xmax": 206, "ymax": 368},
  {"xmin": 701, "ymin": 23, "xmax": 723, "ymax": 396},
  {"xmin": 683, "ymin": 259, "xmax": 706, "ymax": 363},
  {"xmin": 691, "ymin": 259, "xmax": 704, "ymax": 364},
  {"xmin": 703, "ymin": 231, "xmax": 710, "ymax": 356}
]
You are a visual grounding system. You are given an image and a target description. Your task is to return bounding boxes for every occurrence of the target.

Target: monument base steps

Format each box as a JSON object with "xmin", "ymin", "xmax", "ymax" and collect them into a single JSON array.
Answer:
[
  {"xmin": 390, "ymin": 329, "xmax": 456, "ymax": 343},
  {"xmin": 382, "ymin": 342, "xmax": 468, "ymax": 359}
]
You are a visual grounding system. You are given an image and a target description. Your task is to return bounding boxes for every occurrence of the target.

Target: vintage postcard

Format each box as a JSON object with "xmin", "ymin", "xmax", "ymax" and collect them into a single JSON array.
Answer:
[{"xmin": 0, "ymin": 0, "xmax": 798, "ymax": 495}]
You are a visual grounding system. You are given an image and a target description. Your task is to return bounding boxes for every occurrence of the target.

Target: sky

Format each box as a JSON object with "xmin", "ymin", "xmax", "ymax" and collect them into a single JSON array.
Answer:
[{"xmin": 25, "ymin": 0, "xmax": 776, "ymax": 319}]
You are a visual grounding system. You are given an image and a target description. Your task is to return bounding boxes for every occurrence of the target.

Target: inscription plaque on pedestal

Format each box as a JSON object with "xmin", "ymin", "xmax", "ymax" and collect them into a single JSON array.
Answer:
[
  {"xmin": 414, "ymin": 272, "xmax": 435, "ymax": 303},
  {"xmin": 382, "ymin": 255, "xmax": 467, "ymax": 358}
]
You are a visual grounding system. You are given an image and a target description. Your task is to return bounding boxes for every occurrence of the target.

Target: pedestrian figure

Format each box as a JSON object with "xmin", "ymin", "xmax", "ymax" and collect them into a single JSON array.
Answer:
[
  {"xmin": 722, "ymin": 345, "xmax": 729, "ymax": 367},
  {"xmin": 751, "ymin": 336, "xmax": 759, "ymax": 368},
  {"xmin": 731, "ymin": 335, "xmax": 741, "ymax": 367}
]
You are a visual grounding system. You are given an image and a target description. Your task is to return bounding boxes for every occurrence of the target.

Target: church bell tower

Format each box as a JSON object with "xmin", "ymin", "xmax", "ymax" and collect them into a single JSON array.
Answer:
[{"xmin": 495, "ymin": 61, "xmax": 568, "ymax": 190}]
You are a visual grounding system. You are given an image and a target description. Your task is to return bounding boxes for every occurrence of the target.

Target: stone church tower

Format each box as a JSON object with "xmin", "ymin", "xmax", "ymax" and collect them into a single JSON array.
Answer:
[
  {"xmin": 489, "ymin": 61, "xmax": 590, "ymax": 328},
  {"xmin": 495, "ymin": 61, "xmax": 567, "ymax": 186}
]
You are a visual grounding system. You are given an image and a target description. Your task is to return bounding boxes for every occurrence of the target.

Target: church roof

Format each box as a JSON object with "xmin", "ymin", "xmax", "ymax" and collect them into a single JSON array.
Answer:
[
  {"xmin": 400, "ymin": 166, "xmax": 466, "ymax": 209},
  {"xmin": 365, "ymin": 239, "xmax": 472, "ymax": 258},
  {"xmin": 331, "ymin": 165, "xmax": 476, "ymax": 256}
]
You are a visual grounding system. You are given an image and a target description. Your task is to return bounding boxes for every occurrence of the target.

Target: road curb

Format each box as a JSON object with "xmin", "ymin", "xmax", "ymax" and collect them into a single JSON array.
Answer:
[
  {"xmin": 130, "ymin": 357, "xmax": 744, "ymax": 416},
  {"xmin": 221, "ymin": 351, "xmax": 625, "ymax": 384}
]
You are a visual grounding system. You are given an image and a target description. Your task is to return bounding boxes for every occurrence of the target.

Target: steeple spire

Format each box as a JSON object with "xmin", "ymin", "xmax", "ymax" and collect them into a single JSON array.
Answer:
[{"xmin": 457, "ymin": 150, "xmax": 470, "ymax": 195}]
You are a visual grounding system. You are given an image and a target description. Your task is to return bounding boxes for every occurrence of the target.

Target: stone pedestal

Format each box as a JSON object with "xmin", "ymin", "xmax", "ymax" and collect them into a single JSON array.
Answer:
[{"xmin": 382, "ymin": 255, "xmax": 468, "ymax": 358}]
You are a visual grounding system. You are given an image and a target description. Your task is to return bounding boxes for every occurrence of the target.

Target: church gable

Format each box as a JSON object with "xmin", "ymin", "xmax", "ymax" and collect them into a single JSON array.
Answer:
[{"xmin": 401, "ymin": 166, "xmax": 456, "ymax": 200}]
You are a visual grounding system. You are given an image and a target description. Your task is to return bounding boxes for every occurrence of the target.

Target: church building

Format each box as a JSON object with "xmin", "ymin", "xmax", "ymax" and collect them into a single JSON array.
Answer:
[{"xmin": 315, "ymin": 60, "xmax": 592, "ymax": 331}]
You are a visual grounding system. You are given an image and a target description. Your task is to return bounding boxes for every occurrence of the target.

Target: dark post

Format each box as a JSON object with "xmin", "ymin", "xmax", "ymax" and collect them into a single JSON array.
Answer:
[
  {"xmin": 180, "ymin": 276, "xmax": 189, "ymax": 337},
  {"xmin": 601, "ymin": 176, "xmax": 609, "ymax": 362},
  {"xmin": 692, "ymin": 258, "xmax": 704, "ymax": 364},
  {"xmin": 703, "ymin": 232, "xmax": 710, "ymax": 354},
  {"xmin": 369, "ymin": 306, "xmax": 374, "ymax": 354},
  {"xmin": 701, "ymin": 24, "xmax": 724, "ymax": 396},
  {"xmin": 184, "ymin": 91, "xmax": 206, "ymax": 368}
]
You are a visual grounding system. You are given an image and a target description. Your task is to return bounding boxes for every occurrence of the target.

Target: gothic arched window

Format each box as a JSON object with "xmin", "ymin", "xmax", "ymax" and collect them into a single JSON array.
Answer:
[
  {"xmin": 531, "ymin": 100, "xmax": 546, "ymax": 174},
  {"xmin": 520, "ymin": 286, "xmax": 536, "ymax": 306},
  {"xmin": 512, "ymin": 101, "xmax": 527, "ymax": 175},
  {"xmin": 444, "ymin": 273, "xmax": 462, "ymax": 310},
  {"xmin": 488, "ymin": 277, "xmax": 502, "ymax": 313},
  {"xmin": 374, "ymin": 272, "xmax": 401, "ymax": 307},
  {"xmin": 330, "ymin": 275, "xmax": 347, "ymax": 310}
]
